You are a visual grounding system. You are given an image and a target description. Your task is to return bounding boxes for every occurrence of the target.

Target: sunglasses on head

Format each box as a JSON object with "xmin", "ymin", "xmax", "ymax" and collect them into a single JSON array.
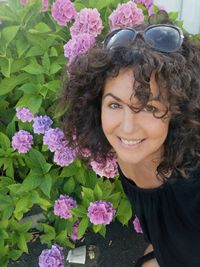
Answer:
[{"xmin": 104, "ymin": 24, "xmax": 184, "ymax": 53}]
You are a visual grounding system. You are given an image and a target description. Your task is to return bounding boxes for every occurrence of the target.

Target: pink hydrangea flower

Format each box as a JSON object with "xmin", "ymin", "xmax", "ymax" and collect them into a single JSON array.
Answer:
[
  {"xmin": 90, "ymin": 156, "xmax": 118, "ymax": 178},
  {"xmin": 133, "ymin": 216, "xmax": 143, "ymax": 234},
  {"xmin": 16, "ymin": 107, "xmax": 33, "ymax": 122},
  {"xmin": 43, "ymin": 128, "xmax": 65, "ymax": 152},
  {"xmin": 12, "ymin": 130, "xmax": 33, "ymax": 154},
  {"xmin": 135, "ymin": 0, "xmax": 154, "ymax": 15},
  {"xmin": 109, "ymin": 1, "xmax": 144, "ymax": 30},
  {"xmin": 135, "ymin": 0, "xmax": 153, "ymax": 8},
  {"xmin": 70, "ymin": 8, "xmax": 103, "ymax": 37},
  {"xmin": 39, "ymin": 244, "xmax": 64, "ymax": 267},
  {"xmin": 64, "ymin": 33, "xmax": 95, "ymax": 60},
  {"xmin": 42, "ymin": 0, "xmax": 49, "ymax": 12},
  {"xmin": 70, "ymin": 219, "xmax": 81, "ymax": 241},
  {"xmin": 51, "ymin": 0, "xmax": 77, "ymax": 26},
  {"xmin": 79, "ymin": 148, "xmax": 91, "ymax": 158},
  {"xmin": 53, "ymin": 145, "xmax": 76, "ymax": 167},
  {"xmin": 54, "ymin": 194, "xmax": 77, "ymax": 219},
  {"xmin": 87, "ymin": 200, "xmax": 116, "ymax": 225},
  {"xmin": 20, "ymin": 0, "xmax": 29, "ymax": 4}
]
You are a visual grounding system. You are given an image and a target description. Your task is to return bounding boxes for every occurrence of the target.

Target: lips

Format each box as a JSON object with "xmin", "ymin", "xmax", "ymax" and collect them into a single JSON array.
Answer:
[{"xmin": 120, "ymin": 138, "xmax": 145, "ymax": 146}]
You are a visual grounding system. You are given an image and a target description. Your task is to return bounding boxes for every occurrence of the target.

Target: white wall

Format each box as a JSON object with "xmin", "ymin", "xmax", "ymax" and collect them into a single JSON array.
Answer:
[{"xmin": 154, "ymin": 0, "xmax": 200, "ymax": 34}]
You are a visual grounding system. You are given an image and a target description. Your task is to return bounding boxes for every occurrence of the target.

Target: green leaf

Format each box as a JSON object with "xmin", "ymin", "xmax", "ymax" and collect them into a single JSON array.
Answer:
[
  {"xmin": 42, "ymin": 52, "xmax": 50, "ymax": 74},
  {"xmin": 0, "ymin": 132, "xmax": 10, "ymax": 150},
  {"xmin": 14, "ymin": 194, "xmax": 30, "ymax": 214},
  {"xmin": 169, "ymin": 11, "xmax": 179, "ymax": 21},
  {"xmin": 106, "ymin": 192, "xmax": 121, "ymax": 208},
  {"xmin": 0, "ymin": 73, "xmax": 29, "ymax": 96},
  {"xmin": 22, "ymin": 62, "xmax": 44, "ymax": 74},
  {"xmin": 98, "ymin": 224, "xmax": 106, "ymax": 237},
  {"xmin": 26, "ymin": 149, "xmax": 51, "ymax": 174},
  {"xmin": 77, "ymin": 217, "xmax": 89, "ymax": 238},
  {"xmin": 71, "ymin": 205, "xmax": 87, "ymax": 217},
  {"xmin": 18, "ymin": 233, "xmax": 28, "ymax": 253},
  {"xmin": 34, "ymin": 22, "xmax": 51, "ymax": 33},
  {"xmin": 0, "ymin": 58, "xmax": 13, "ymax": 78},
  {"xmin": 18, "ymin": 171, "xmax": 42, "ymax": 193},
  {"xmin": 44, "ymin": 80, "xmax": 60, "ymax": 92},
  {"xmin": 16, "ymin": 37, "xmax": 30, "ymax": 58},
  {"xmin": 2, "ymin": 26, "xmax": 20, "ymax": 46},
  {"xmin": 116, "ymin": 198, "xmax": 132, "ymax": 225},
  {"xmin": 92, "ymin": 224, "xmax": 102, "ymax": 233},
  {"xmin": 40, "ymin": 174, "xmax": 52, "ymax": 197},
  {"xmin": 25, "ymin": 46, "xmax": 44, "ymax": 57},
  {"xmin": 16, "ymin": 94, "xmax": 42, "ymax": 113},
  {"xmin": 63, "ymin": 177, "xmax": 76, "ymax": 194},
  {"xmin": 82, "ymin": 187, "xmax": 94, "ymax": 202},
  {"xmin": 94, "ymin": 183, "xmax": 103, "ymax": 200},
  {"xmin": 49, "ymin": 63, "xmax": 62, "ymax": 74},
  {"xmin": 49, "ymin": 47, "xmax": 58, "ymax": 57}
]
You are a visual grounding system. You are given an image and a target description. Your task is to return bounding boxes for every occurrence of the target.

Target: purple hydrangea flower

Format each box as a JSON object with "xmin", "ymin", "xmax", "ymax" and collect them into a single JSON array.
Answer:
[
  {"xmin": 70, "ymin": 8, "xmax": 103, "ymax": 37},
  {"xmin": 79, "ymin": 148, "xmax": 91, "ymax": 158},
  {"xmin": 33, "ymin": 115, "xmax": 53, "ymax": 135},
  {"xmin": 70, "ymin": 219, "xmax": 81, "ymax": 241},
  {"xmin": 133, "ymin": 216, "xmax": 143, "ymax": 234},
  {"xmin": 87, "ymin": 200, "xmax": 116, "ymax": 225},
  {"xmin": 53, "ymin": 144, "xmax": 76, "ymax": 167},
  {"xmin": 39, "ymin": 244, "xmax": 64, "ymax": 267},
  {"xmin": 109, "ymin": 1, "xmax": 144, "ymax": 30},
  {"xmin": 54, "ymin": 194, "xmax": 77, "ymax": 219},
  {"xmin": 42, "ymin": 0, "xmax": 49, "ymax": 12},
  {"xmin": 90, "ymin": 156, "xmax": 118, "ymax": 178},
  {"xmin": 20, "ymin": 0, "xmax": 29, "ymax": 4},
  {"xmin": 16, "ymin": 107, "xmax": 33, "ymax": 122},
  {"xmin": 43, "ymin": 128, "xmax": 65, "ymax": 152},
  {"xmin": 12, "ymin": 130, "xmax": 33, "ymax": 154},
  {"xmin": 51, "ymin": 0, "xmax": 77, "ymax": 26},
  {"xmin": 64, "ymin": 33, "xmax": 95, "ymax": 60}
]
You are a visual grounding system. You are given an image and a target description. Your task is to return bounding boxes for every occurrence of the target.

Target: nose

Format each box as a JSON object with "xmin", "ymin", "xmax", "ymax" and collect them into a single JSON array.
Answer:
[{"xmin": 120, "ymin": 107, "xmax": 139, "ymax": 134}]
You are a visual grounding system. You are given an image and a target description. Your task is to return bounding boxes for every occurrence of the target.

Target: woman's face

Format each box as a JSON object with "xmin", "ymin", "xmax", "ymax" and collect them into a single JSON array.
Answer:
[{"xmin": 101, "ymin": 68, "xmax": 170, "ymax": 167}]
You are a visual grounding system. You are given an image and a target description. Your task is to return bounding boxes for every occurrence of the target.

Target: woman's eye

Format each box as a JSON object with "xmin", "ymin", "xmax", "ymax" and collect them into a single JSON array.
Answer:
[
  {"xmin": 143, "ymin": 105, "xmax": 157, "ymax": 113},
  {"xmin": 109, "ymin": 103, "xmax": 121, "ymax": 109}
]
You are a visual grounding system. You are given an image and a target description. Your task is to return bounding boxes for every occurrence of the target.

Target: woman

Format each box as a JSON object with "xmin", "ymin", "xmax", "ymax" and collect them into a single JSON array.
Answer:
[{"xmin": 62, "ymin": 22, "xmax": 200, "ymax": 267}]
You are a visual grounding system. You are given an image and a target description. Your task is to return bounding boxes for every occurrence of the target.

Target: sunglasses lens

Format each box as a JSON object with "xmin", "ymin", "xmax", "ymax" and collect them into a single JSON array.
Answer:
[
  {"xmin": 105, "ymin": 29, "xmax": 136, "ymax": 49},
  {"xmin": 144, "ymin": 26, "xmax": 182, "ymax": 52}
]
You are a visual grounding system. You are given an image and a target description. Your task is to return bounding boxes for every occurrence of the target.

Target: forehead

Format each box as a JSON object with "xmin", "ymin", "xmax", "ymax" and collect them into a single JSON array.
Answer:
[{"xmin": 103, "ymin": 68, "xmax": 160, "ymax": 99}]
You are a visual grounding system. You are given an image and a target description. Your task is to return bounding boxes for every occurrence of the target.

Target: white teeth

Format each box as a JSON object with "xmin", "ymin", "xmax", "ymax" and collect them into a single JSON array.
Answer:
[{"xmin": 121, "ymin": 138, "xmax": 143, "ymax": 145}]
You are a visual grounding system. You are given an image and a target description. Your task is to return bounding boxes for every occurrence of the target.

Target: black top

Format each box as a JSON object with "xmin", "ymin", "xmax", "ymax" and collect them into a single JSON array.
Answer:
[{"xmin": 119, "ymin": 167, "xmax": 200, "ymax": 267}]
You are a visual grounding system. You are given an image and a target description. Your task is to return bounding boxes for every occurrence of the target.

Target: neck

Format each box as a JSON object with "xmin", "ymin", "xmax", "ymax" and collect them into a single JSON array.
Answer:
[{"xmin": 118, "ymin": 158, "xmax": 163, "ymax": 189}]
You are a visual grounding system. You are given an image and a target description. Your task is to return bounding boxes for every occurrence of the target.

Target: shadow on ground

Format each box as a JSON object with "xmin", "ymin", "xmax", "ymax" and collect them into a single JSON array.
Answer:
[{"xmin": 9, "ymin": 220, "xmax": 147, "ymax": 267}]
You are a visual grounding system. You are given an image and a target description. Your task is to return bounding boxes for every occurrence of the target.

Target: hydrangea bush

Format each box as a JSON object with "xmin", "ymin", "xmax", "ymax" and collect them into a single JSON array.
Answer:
[{"xmin": 0, "ymin": 0, "xmax": 192, "ymax": 266}]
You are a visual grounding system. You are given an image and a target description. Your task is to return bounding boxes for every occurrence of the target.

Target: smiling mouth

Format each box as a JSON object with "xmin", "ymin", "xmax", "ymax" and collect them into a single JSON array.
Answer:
[{"xmin": 120, "ymin": 138, "xmax": 145, "ymax": 146}]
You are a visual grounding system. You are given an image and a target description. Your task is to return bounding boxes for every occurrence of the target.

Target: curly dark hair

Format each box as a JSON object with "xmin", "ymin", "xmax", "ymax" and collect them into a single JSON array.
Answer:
[{"xmin": 61, "ymin": 23, "xmax": 200, "ymax": 181}]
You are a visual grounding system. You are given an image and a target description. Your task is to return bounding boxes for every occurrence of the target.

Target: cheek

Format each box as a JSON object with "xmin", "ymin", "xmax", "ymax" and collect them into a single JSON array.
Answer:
[{"xmin": 146, "ymin": 119, "xmax": 169, "ymax": 140}]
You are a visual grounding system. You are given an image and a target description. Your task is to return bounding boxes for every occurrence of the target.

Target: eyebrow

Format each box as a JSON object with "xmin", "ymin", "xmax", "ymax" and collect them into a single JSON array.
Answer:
[{"xmin": 102, "ymin": 92, "xmax": 160, "ymax": 102}]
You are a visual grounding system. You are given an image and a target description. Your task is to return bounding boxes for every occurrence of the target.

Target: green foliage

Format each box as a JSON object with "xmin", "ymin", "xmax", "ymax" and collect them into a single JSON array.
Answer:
[{"xmin": 0, "ymin": 0, "xmax": 195, "ymax": 265}]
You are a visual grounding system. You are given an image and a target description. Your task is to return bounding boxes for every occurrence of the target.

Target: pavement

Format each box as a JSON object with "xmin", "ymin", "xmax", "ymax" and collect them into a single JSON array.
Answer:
[{"xmin": 9, "ymin": 220, "xmax": 147, "ymax": 267}]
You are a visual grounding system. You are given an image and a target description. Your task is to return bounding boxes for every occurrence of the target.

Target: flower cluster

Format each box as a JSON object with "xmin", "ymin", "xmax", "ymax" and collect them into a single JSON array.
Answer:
[
  {"xmin": 90, "ymin": 155, "xmax": 118, "ymax": 178},
  {"xmin": 12, "ymin": 130, "xmax": 33, "ymax": 154},
  {"xmin": 33, "ymin": 115, "xmax": 53, "ymax": 134},
  {"xmin": 109, "ymin": 1, "xmax": 144, "ymax": 29},
  {"xmin": 54, "ymin": 195, "xmax": 77, "ymax": 219},
  {"xmin": 13, "ymin": 108, "xmax": 76, "ymax": 166},
  {"xmin": 133, "ymin": 216, "xmax": 143, "ymax": 234},
  {"xmin": 42, "ymin": 0, "xmax": 49, "ymax": 12},
  {"xmin": 20, "ymin": 0, "xmax": 29, "ymax": 4},
  {"xmin": 87, "ymin": 200, "xmax": 116, "ymax": 225},
  {"xmin": 39, "ymin": 244, "xmax": 64, "ymax": 267},
  {"xmin": 16, "ymin": 107, "xmax": 33, "ymax": 122},
  {"xmin": 43, "ymin": 128, "xmax": 65, "ymax": 152},
  {"xmin": 70, "ymin": 219, "xmax": 81, "ymax": 241},
  {"xmin": 70, "ymin": 8, "xmax": 103, "ymax": 37},
  {"xmin": 51, "ymin": 0, "xmax": 77, "ymax": 26}
]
